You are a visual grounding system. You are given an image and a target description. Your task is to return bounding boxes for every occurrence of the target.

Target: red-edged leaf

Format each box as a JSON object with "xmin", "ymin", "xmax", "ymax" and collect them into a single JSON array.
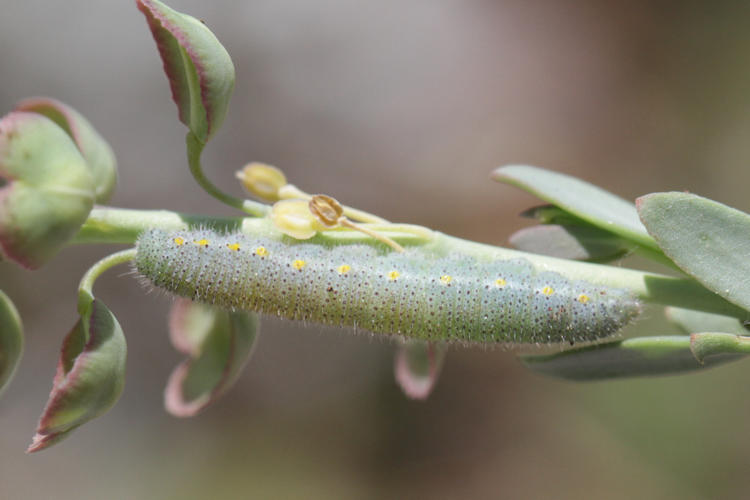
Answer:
[
  {"xmin": 28, "ymin": 300, "xmax": 126, "ymax": 453},
  {"xmin": 137, "ymin": 0, "xmax": 235, "ymax": 143},
  {"xmin": 394, "ymin": 340, "xmax": 446, "ymax": 400},
  {"xmin": 16, "ymin": 97, "xmax": 117, "ymax": 202},
  {"xmin": 165, "ymin": 299, "xmax": 259, "ymax": 417},
  {"xmin": 0, "ymin": 112, "xmax": 94, "ymax": 269}
]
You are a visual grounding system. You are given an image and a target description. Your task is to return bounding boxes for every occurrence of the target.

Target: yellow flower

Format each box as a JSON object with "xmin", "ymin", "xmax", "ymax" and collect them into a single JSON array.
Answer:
[{"xmin": 270, "ymin": 199, "xmax": 323, "ymax": 240}]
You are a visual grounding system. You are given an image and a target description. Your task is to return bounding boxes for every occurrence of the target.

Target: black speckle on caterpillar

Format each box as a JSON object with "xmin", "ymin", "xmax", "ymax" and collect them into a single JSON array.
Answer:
[{"xmin": 134, "ymin": 229, "xmax": 641, "ymax": 344}]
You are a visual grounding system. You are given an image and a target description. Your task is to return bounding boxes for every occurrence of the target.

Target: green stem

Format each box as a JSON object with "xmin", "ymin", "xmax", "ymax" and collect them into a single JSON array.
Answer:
[
  {"xmin": 186, "ymin": 133, "xmax": 270, "ymax": 217},
  {"xmin": 73, "ymin": 207, "xmax": 246, "ymax": 244},
  {"xmin": 78, "ymin": 249, "xmax": 137, "ymax": 315},
  {"xmin": 72, "ymin": 208, "xmax": 433, "ymax": 246},
  {"xmin": 71, "ymin": 206, "xmax": 747, "ymax": 319},
  {"xmin": 691, "ymin": 332, "xmax": 750, "ymax": 362},
  {"xmin": 521, "ymin": 334, "xmax": 750, "ymax": 381}
]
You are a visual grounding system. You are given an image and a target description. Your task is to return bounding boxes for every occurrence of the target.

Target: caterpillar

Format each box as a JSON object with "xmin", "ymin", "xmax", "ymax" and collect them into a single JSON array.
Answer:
[{"xmin": 134, "ymin": 229, "xmax": 641, "ymax": 344}]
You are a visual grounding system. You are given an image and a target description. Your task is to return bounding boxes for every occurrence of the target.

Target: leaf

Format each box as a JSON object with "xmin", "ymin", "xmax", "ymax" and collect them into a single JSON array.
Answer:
[
  {"xmin": 165, "ymin": 299, "xmax": 259, "ymax": 417},
  {"xmin": 0, "ymin": 290, "xmax": 23, "ymax": 398},
  {"xmin": 28, "ymin": 300, "xmax": 127, "ymax": 453},
  {"xmin": 520, "ymin": 204, "xmax": 592, "ymax": 226},
  {"xmin": 492, "ymin": 165, "xmax": 657, "ymax": 250},
  {"xmin": 520, "ymin": 336, "xmax": 745, "ymax": 381},
  {"xmin": 137, "ymin": 0, "xmax": 235, "ymax": 143},
  {"xmin": 637, "ymin": 192, "xmax": 750, "ymax": 313},
  {"xmin": 666, "ymin": 307, "xmax": 748, "ymax": 336},
  {"xmin": 509, "ymin": 224, "xmax": 630, "ymax": 262},
  {"xmin": 394, "ymin": 340, "xmax": 446, "ymax": 400},
  {"xmin": 15, "ymin": 97, "xmax": 117, "ymax": 203},
  {"xmin": 0, "ymin": 112, "xmax": 94, "ymax": 269}
]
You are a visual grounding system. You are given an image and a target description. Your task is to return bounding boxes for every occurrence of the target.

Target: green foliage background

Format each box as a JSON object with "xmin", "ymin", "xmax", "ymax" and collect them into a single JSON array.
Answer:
[{"xmin": 3, "ymin": 1, "xmax": 750, "ymax": 498}]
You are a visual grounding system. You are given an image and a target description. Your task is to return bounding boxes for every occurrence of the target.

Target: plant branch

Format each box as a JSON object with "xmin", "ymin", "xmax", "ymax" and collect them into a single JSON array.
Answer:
[
  {"xmin": 70, "ymin": 206, "xmax": 747, "ymax": 320},
  {"xmin": 77, "ymin": 248, "xmax": 137, "ymax": 316},
  {"xmin": 185, "ymin": 133, "xmax": 270, "ymax": 217}
]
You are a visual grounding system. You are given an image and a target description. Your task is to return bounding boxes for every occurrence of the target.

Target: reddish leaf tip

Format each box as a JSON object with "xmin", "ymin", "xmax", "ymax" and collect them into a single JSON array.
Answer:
[
  {"xmin": 26, "ymin": 431, "xmax": 65, "ymax": 454},
  {"xmin": 634, "ymin": 195, "xmax": 651, "ymax": 211},
  {"xmin": 394, "ymin": 342, "xmax": 445, "ymax": 400},
  {"xmin": 164, "ymin": 361, "xmax": 209, "ymax": 417},
  {"xmin": 394, "ymin": 359, "xmax": 434, "ymax": 400},
  {"xmin": 168, "ymin": 298, "xmax": 201, "ymax": 356}
]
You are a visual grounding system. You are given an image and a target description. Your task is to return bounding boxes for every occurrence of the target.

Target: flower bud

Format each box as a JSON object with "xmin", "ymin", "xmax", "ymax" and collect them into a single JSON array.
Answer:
[{"xmin": 235, "ymin": 162, "xmax": 287, "ymax": 201}]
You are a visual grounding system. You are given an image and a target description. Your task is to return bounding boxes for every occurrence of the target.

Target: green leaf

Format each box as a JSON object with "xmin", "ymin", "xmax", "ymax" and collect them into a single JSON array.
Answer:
[
  {"xmin": 521, "ymin": 336, "xmax": 745, "ymax": 381},
  {"xmin": 394, "ymin": 340, "xmax": 446, "ymax": 400},
  {"xmin": 509, "ymin": 224, "xmax": 630, "ymax": 262},
  {"xmin": 0, "ymin": 112, "xmax": 95, "ymax": 269},
  {"xmin": 666, "ymin": 307, "xmax": 748, "ymax": 336},
  {"xmin": 492, "ymin": 165, "xmax": 657, "ymax": 250},
  {"xmin": 165, "ymin": 299, "xmax": 259, "ymax": 417},
  {"xmin": 28, "ymin": 300, "xmax": 126, "ymax": 453},
  {"xmin": 0, "ymin": 290, "xmax": 23, "ymax": 398},
  {"xmin": 16, "ymin": 97, "xmax": 117, "ymax": 203},
  {"xmin": 137, "ymin": 0, "xmax": 235, "ymax": 143},
  {"xmin": 520, "ymin": 204, "xmax": 592, "ymax": 226},
  {"xmin": 637, "ymin": 192, "xmax": 750, "ymax": 313}
]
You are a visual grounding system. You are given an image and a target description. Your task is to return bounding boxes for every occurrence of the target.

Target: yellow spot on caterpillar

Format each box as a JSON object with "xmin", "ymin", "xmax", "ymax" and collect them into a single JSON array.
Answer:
[
  {"xmin": 440, "ymin": 275, "xmax": 452, "ymax": 284},
  {"xmin": 495, "ymin": 278, "xmax": 507, "ymax": 288},
  {"xmin": 541, "ymin": 286, "xmax": 554, "ymax": 296},
  {"xmin": 577, "ymin": 294, "xmax": 590, "ymax": 304},
  {"xmin": 226, "ymin": 243, "xmax": 241, "ymax": 251},
  {"xmin": 293, "ymin": 259, "xmax": 306, "ymax": 270},
  {"xmin": 388, "ymin": 270, "xmax": 400, "ymax": 281},
  {"xmin": 338, "ymin": 264, "xmax": 351, "ymax": 275},
  {"xmin": 173, "ymin": 237, "xmax": 185, "ymax": 246},
  {"xmin": 194, "ymin": 239, "xmax": 209, "ymax": 247},
  {"xmin": 255, "ymin": 246, "xmax": 268, "ymax": 257}
]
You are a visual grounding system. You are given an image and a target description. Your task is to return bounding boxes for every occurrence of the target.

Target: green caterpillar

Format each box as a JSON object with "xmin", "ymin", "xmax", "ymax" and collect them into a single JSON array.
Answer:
[{"xmin": 134, "ymin": 229, "xmax": 641, "ymax": 344}]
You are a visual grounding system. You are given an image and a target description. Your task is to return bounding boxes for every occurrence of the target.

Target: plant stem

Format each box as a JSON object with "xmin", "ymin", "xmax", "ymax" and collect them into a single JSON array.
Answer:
[
  {"xmin": 77, "ymin": 249, "xmax": 137, "ymax": 316},
  {"xmin": 72, "ymin": 208, "xmax": 433, "ymax": 246},
  {"xmin": 185, "ymin": 133, "xmax": 270, "ymax": 217},
  {"xmin": 73, "ymin": 207, "xmax": 246, "ymax": 244},
  {"xmin": 71, "ymin": 206, "xmax": 747, "ymax": 319}
]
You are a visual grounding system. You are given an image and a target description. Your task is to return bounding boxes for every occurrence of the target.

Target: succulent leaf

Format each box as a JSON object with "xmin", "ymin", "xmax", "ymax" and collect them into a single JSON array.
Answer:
[
  {"xmin": 15, "ymin": 98, "xmax": 117, "ymax": 203},
  {"xmin": 137, "ymin": 0, "xmax": 235, "ymax": 143},
  {"xmin": 0, "ymin": 112, "xmax": 94, "ymax": 269},
  {"xmin": 28, "ymin": 300, "xmax": 126, "ymax": 453},
  {"xmin": 165, "ymin": 299, "xmax": 259, "ymax": 417}
]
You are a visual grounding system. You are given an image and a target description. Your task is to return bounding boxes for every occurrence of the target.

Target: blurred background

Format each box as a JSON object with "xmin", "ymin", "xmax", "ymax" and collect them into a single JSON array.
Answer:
[{"xmin": 3, "ymin": 0, "xmax": 750, "ymax": 498}]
